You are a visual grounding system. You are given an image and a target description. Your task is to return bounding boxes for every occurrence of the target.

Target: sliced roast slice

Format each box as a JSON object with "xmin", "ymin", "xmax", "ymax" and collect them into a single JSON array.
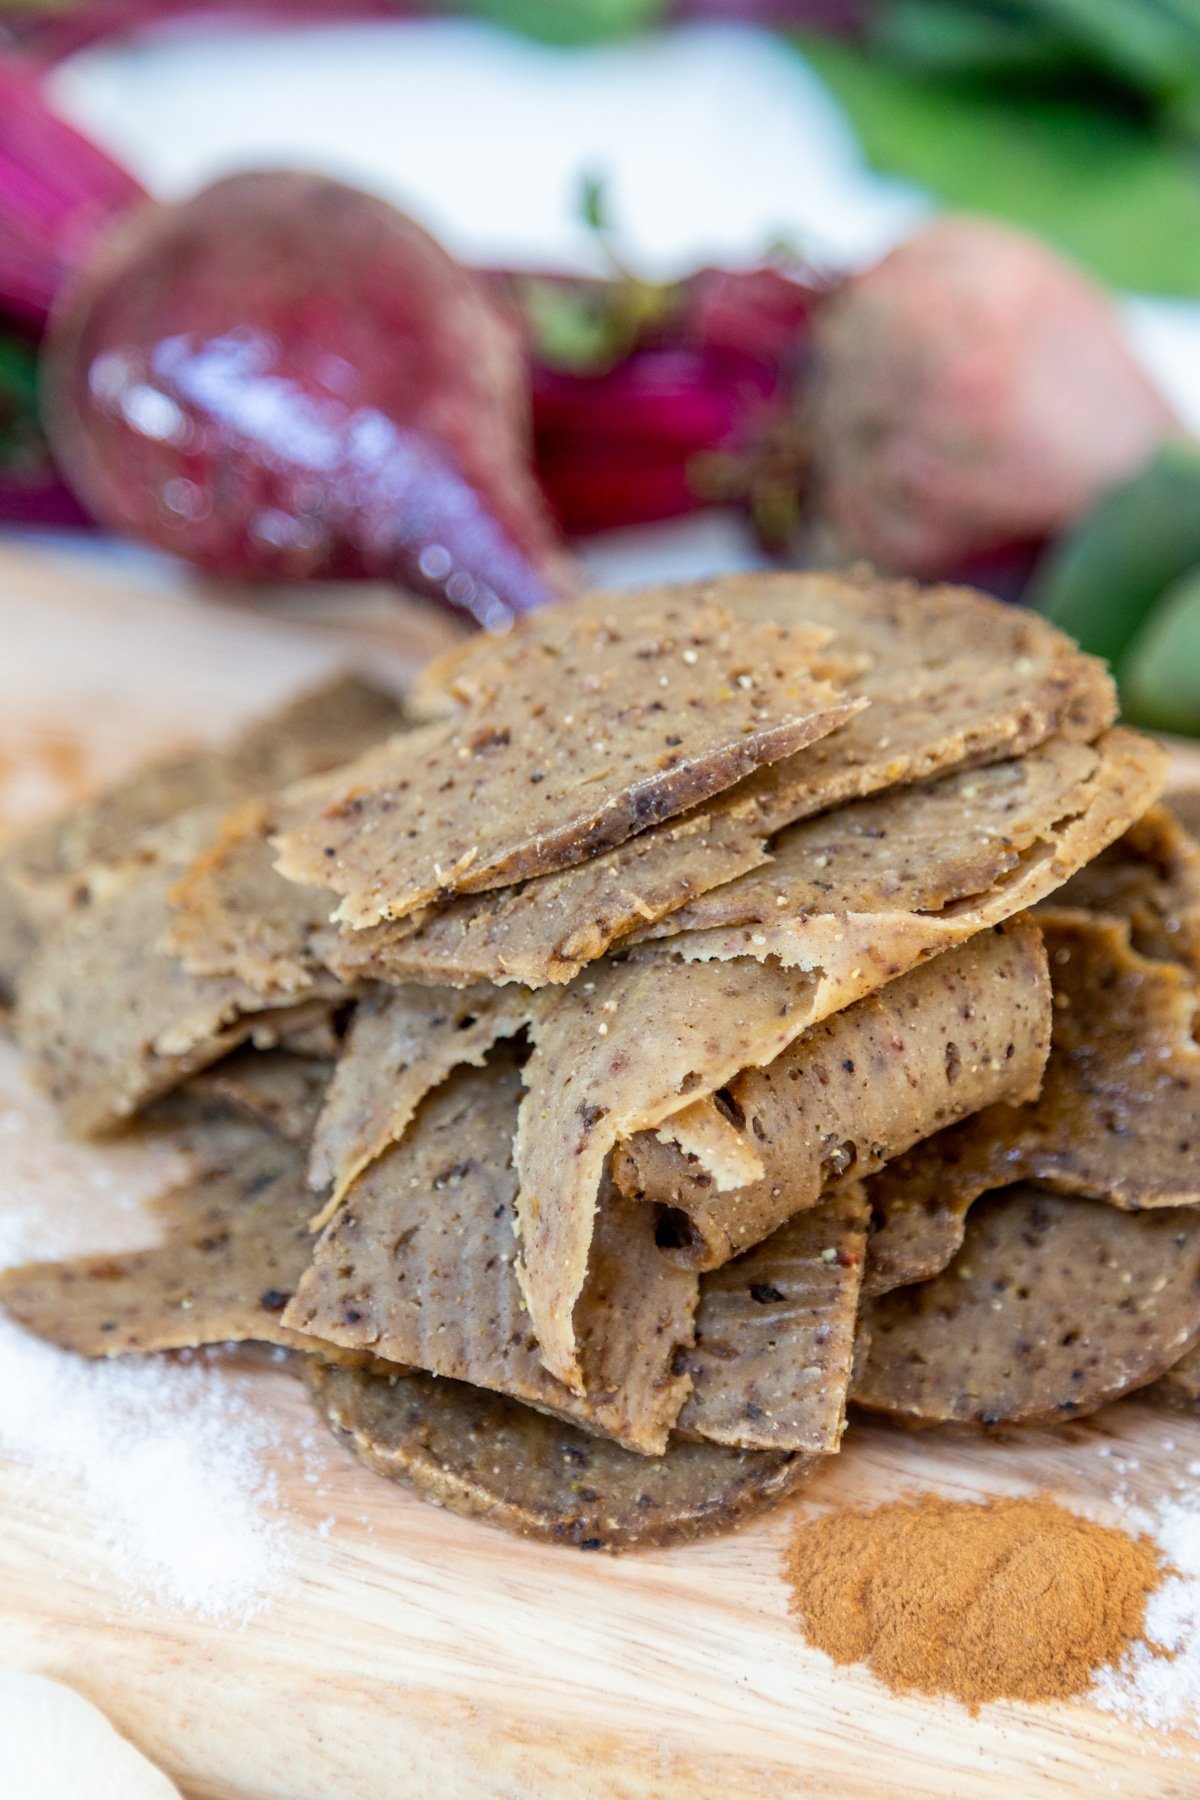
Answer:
[
  {"xmin": 854, "ymin": 1185, "xmax": 1200, "ymax": 1429},
  {"xmin": 306, "ymin": 1357, "xmax": 820, "ymax": 1551},
  {"xmin": 515, "ymin": 730, "xmax": 1161, "ymax": 1394},
  {"xmin": 865, "ymin": 911, "xmax": 1200, "ymax": 1297},
  {"xmin": 16, "ymin": 804, "xmax": 349, "ymax": 1136},
  {"xmin": 0, "ymin": 672, "xmax": 407, "ymax": 999},
  {"xmin": 340, "ymin": 570, "xmax": 1116, "ymax": 989},
  {"xmin": 615, "ymin": 919, "xmax": 1050, "ymax": 1268},
  {"xmin": 285, "ymin": 1056, "xmax": 698, "ymax": 1457},
  {"xmin": 0, "ymin": 1119, "xmax": 333, "ymax": 1356},
  {"xmin": 275, "ymin": 593, "xmax": 857, "ymax": 927},
  {"xmin": 306, "ymin": 980, "xmax": 534, "ymax": 1222},
  {"xmin": 1050, "ymin": 800, "xmax": 1200, "ymax": 976},
  {"xmin": 676, "ymin": 1185, "xmax": 869, "ymax": 1453}
]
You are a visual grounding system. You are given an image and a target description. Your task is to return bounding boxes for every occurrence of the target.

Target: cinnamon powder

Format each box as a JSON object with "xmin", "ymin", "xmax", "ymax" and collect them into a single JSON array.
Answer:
[{"xmin": 785, "ymin": 1493, "xmax": 1164, "ymax": 1711}]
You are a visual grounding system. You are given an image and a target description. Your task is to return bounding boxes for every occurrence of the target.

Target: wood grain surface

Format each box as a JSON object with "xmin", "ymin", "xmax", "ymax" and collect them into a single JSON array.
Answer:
[{"xmin": 1, "ymin": 544, "xmax": 1199, "ymax": 1800}]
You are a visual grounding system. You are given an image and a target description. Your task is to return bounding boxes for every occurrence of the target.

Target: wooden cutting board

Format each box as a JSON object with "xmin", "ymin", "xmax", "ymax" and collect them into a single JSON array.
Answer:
[{"xmin": 1, "ymin": 543, "xmax": 1199, "ymax": 1800}]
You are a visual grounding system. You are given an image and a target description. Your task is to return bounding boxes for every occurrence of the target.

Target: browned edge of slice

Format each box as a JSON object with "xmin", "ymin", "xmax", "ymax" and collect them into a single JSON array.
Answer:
[{"xmin": 276, "ymin": 597, "xmax": 857, "ymax": 927}]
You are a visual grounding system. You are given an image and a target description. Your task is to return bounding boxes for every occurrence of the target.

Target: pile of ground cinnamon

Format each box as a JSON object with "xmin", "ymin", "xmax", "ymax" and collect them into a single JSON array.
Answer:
[{"xmin": 785, "ymin": 1493, "xmax": 1164, "ymax": 1711}]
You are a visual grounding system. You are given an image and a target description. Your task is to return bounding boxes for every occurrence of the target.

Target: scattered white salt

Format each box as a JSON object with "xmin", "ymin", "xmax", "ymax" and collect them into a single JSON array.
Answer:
[
  {"xmin": 1092, "ymin": 1489, "xmax": 1200, "ymax": 1732},
  {"xmin": 0, "ymin": 1049, "xmax": 291, "ymax": 1624},
  {"xmin": 0, "ymin": 1318, "xmax": 287, "ymax": 1624}
]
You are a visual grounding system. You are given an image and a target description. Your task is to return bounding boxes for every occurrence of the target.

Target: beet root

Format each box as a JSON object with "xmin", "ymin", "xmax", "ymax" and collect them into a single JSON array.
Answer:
[
  {"xmin": 808, "ymin": 215, "xmax": 1177, "ymax": 580},
  {"xmin": 43, "ymin": 171, "xmax": 573, "ymax": 625}
]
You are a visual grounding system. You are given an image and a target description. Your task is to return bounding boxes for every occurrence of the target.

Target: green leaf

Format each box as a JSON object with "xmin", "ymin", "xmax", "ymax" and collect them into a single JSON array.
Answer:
[
  {"xmin": 515, "ymin": 276, "xmax": 627, "ymax": 373},
  {"xmin": 1120, "ymin": 564, "xmax": 1200, "ymax": 734},
  {"xmin": 1032, "ymin": 441, "xmax": 1200, "ymax": 668},
  {"xmin": 443, "ymin": 0, "xmax": 666, "ymax": 47},
  {"xmin": 875, "ymin": 1, "xmax": 1081, "ymax": 81},
  {"xmin": 579, "ymin": 172, "xmax": 610, "ymax": 236},
  {"xmin": 0, "ymin": 326, "xmax": 51, "ymax": 478},
  {"xmin": 1022, "ymin": 0, "xmax": 1200, "ymax": 109},
  {"xmin": 796, "ymin": 35, "xmax": 1200, "ymax": 295}
]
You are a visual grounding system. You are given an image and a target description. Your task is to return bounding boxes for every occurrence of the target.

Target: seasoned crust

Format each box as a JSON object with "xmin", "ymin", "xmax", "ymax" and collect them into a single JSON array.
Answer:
[
  {"xmin": 306, "ymin": 1356, "xmax": 821, "ymax": 1551},
  {"xmin": 345, "ymin": 570, "xmax": 1116, "ymax": 989},
  {"xmin": 854, "ymin": 1186, "xmax": 1200, "ymax": 1429},
  {"xmin": 615, "ymin": 919, "xmax": 1050, "ymax": 1268},
  {"xmin": 275, "ymin": 595, "xmax": 857, "ymax": 927},
  {"xmin": 865, "ymin": 911, "xmax": 1200, "ymax": 1297}
]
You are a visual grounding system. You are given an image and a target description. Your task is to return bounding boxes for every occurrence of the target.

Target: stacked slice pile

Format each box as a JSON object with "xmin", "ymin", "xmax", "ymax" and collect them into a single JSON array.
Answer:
[
  {"xmin": 0, "ymin": 571, "xmax": 1182, "ymax": 1549},
  {"xmin": 855, "ymin": 801, "xmax": 1200, "ymax": 1429}
]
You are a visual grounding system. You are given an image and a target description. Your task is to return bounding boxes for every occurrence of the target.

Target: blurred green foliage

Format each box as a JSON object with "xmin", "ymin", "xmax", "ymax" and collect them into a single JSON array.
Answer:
[
  {"xmin": 1122, "ymin": 565, "xmax": 1200, "ymax": 734},
  {"xmin": 875, "ymin": 0, "xmax": 1200, "ymax": 121},
  {"xmin": 1035, "ymin": 444, "xmax": 1200, "ymax": 734},
  {"xmin": 1033, "ymin": 442, "xmax": 1200, "ymax": 667},
  {"xmin": 0, "ymin": 326, "xmax": 46, "ymax": 477},
  {"xmin": 446, "ymin": 0, "xmax": 665, "ymax": 46},
  {"xmin": 798, "ymin": 25, "xmax": 1200, "ymax": 295}
]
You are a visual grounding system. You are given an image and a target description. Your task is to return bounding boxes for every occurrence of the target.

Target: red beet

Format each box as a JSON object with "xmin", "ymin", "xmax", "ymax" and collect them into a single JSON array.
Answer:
[
  {"xmin": 44, "ymin": 170, "xmax": 573, "ymax": 625},
  {"xmin": 0, "ymin": 56, "xmax": 144, "ymax": 328},
  {"xmin": 503, "ymin": 263, "xmax": 818, "ymax": 539},
  {"xmin": 808, "ymin": 216, "xmax": 1177, "ymax": 579}
]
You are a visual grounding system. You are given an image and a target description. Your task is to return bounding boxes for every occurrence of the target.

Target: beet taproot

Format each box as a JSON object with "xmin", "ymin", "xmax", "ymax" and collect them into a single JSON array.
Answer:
[{"xmin": 44, "ymin": 170, "xmax": 573, "ymax": 625}]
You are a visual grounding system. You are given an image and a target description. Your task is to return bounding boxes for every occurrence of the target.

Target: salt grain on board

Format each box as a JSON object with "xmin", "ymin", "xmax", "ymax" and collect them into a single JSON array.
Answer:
[
  {"xmin": 1092, "ymin": 1491, "xmax": 1200, "ymax": 1733},
  {"xmin": 1089, "ymin": 1435, "xmax": 1200, "ymax": 1734},
  {"xmin": 0, "ymin": 1321, "xmax": 287, "ymax": 1623},
  {"xmin": 0, "ymin": 1042, "xmax": 291, "ymax": 1625}
]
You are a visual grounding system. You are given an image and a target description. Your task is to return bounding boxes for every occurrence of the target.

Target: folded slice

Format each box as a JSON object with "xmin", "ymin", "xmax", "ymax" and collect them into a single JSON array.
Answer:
[
  {"xmin": 186, "ymin": 1049, "xmax": 332, "ymax": 1147},
  {"xmin": 864, "ymin": 911, "xmax": 1200, "ymax": 1297},
  {"xmin": 635, "ymin": 730, "xmax": 1163, "ymax": 966},
  {"xmin": 515, "ymin": 955, "xmax": 828, "ymax": 1391},
  {"xmin": 323, "ymin": 805, "xmax": 773, "ymax": 990},
  {"xmin": 675, "ymin": 1185, "xmax": 868, "ymax": 1453},
  {"xmin": 516, "ymin": 732, "xmax": 1160, "ymax": 1391},
  {"xmin": 163, "ymin": 795, "xmax": 342, "ymax": 998},
  {"xmin": 306, "ymin": 1359, "xmax": 820, "ymax": 1551},
  {"xmin": 338, "ymin": 572, "xmax": 1116, "ymax": 989},
  {"xmin": 0, "ymin": 1119, "xmax": 329, "ymax": 1355},
  {"xmin": 295, "ymin": 1063, "xmax": 695, "ymax": 1451},
  {"xmin": 16, "ymin": 805, "xmax": 349, "ymax": 1136},
  {"xmin": 1051, "ymin": 800, "xmax": 1200, "ymax": 976},
  {"xmin": 0, "ymin": 673, "xmax": 408, "ymax": 998},
  {"xmin": 854, "ymin": 1186, "xmax": 1200, "ymax": 1429},
  {"xmin": 1148, "ymin": 1345, "xmax": 1200, "ymax": 1413},
  {"xmin": 306, "ymin": 981, "xmax": 534, "ymax": 1222},
  {"xmin": 286, "ymin": 1056, "xmax": 697, "ymax": 1456},
  {"xmin": 614, "ymin": 919, "xmax": 1050, "ymax": 1268},
  {"xmin": 275, "ymin": 594, "xmax": 858, "ymax": 928}
]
